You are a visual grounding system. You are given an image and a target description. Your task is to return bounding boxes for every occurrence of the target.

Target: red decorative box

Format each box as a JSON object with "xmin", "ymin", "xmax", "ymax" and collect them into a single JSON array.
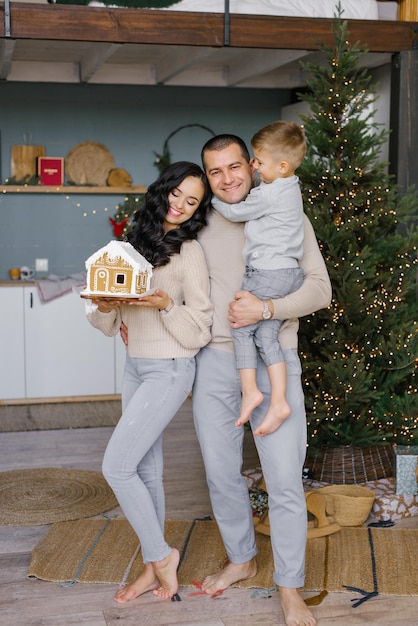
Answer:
[{"xmin": 38, "ymin": 157, "xmax": 64, "ymax": 186}]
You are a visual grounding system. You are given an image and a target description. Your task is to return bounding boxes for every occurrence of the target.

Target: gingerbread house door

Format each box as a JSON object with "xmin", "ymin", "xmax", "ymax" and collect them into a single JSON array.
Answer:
[{"xmin": 94, "ymin": 268, "xmax": 110, "ymax": 292}]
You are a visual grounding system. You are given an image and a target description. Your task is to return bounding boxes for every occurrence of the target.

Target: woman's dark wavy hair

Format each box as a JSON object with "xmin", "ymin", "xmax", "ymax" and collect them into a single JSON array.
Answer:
[{"xmin": 126, "ymin": 161, "xmax": 212, "ymax": 267}]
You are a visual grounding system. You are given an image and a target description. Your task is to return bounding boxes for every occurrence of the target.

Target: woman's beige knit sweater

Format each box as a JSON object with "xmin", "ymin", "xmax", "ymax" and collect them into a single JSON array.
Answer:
[{"xmin": 86, "ymin": 240, "xmax": 212, "ymax": 358}]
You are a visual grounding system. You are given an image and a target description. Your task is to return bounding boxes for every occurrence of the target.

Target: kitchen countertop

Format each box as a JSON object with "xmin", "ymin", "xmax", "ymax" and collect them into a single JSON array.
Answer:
[{"xmin": 0, "ymin": 280, "xmax": 36, "ymax": 286}]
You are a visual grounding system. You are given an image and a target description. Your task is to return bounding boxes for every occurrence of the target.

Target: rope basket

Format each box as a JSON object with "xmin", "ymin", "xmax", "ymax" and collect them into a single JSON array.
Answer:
[
  {"xmin": 317, "ymin": 485, "xmax": 375, "ymax": 527},
  {"xmin": 305, "ymin": 444, "xmax": 394, "ymax": 484}
]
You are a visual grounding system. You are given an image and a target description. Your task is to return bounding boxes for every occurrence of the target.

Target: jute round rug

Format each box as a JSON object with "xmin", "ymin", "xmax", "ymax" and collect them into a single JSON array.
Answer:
[{"xmin": 0, "ymin": 468, "xmax": 118, "ymax": 526}]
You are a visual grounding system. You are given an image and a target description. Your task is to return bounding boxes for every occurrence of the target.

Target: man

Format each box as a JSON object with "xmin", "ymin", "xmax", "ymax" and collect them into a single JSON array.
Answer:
[{"xmin": 192, "ymin": 134, "xmax": 331, "ymax": 626}]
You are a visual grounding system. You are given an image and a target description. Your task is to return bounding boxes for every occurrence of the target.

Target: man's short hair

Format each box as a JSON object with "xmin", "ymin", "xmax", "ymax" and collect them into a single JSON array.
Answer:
[{"xmin": 201, "ymin": 134, "xmax": 251, "ymax": 169}]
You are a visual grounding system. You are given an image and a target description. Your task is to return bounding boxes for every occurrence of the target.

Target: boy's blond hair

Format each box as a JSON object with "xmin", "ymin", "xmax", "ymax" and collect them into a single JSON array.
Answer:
[{"xmin": 251, "ymin": 120, "xmax": 307, "ymax": 172}]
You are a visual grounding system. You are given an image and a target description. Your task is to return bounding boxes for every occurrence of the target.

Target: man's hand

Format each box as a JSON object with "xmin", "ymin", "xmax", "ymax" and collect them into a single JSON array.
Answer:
[
  {"xmin": 228, "ymin": 290, "xmax": 267, "ymax": 328},
  {"xmin": 120, "ymin": 322, "xmax": 128, "ymax": 347}
]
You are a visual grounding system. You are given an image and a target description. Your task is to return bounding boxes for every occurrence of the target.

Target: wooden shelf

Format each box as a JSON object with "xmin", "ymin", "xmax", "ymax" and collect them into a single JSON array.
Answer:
[{"xmin": 0, "ymin": 185, "xmax": 147, "ymax": 195}]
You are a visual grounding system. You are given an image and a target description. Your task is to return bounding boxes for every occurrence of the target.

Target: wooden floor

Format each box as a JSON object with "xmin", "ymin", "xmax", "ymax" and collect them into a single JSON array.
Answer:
[{"xmin": 0, "ymin": 399, "xmax": 417, "ymax": 626}]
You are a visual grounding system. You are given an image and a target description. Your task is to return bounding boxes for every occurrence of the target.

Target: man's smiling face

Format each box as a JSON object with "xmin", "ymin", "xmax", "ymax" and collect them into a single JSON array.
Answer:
[{"xmin": 203, "ymin": 143, "xmax": 253, "ymax": 205}]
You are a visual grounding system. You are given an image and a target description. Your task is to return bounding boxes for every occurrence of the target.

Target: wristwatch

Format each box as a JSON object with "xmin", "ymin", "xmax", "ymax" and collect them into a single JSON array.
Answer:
[{"xmin": 262, "ymin": 300, "xmax": 272, "ymax": 320}]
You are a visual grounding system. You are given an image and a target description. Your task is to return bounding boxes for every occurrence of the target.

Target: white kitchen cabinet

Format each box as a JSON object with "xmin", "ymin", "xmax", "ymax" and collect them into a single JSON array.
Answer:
[
  {"xmin": 0, "ymin": 287, "xmax": 26, "ymax": 399},
  {"xmin": 25, "ymin": 287, "xmax": 117, "ymax": 398},
  {"xmin": 0, "ymin": 285, "xmax": 121, "ymax": 401}
]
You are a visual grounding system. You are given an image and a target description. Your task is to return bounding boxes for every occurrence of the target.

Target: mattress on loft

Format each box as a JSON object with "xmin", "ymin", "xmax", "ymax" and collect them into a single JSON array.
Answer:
[{"xmin": 163, "ymin": 0, "xmax": 382, "ymax": 20}]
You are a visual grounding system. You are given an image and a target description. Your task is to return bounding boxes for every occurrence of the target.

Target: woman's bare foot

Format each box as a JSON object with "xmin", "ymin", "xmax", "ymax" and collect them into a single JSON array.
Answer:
[
  {"xmin": 253, "ymin": 399, "xmax": 291, "ymax": 436},
  {"xmin": 201, "ymin": 558, "xmax": 257, "ymax": 596},
  {"xmin": 280, "ymin": 587, "xmax": 316, "ymax": 626},
  {"xmin": 235, "ymin": 390, "xmax": 264, "ymax": 427},
  {"xmin": 152, "ymin": 548, "xmax": 180, "ymax": 599},
  {"xmin": 114, "ymin": 563, "xmax": 159, "ymax": 603}
]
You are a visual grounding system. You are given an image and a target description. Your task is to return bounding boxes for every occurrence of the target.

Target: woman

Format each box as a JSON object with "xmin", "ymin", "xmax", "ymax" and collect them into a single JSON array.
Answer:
[{"xmin": 86, "ymin": 161, "xmax": 213, "ymax": 602}]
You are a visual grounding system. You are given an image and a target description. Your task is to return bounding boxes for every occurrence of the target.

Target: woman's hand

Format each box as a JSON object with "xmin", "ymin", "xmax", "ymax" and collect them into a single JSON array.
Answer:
[
  {"xmin": 94, "ymin": 297, "xmax": 122, "ymax": 313},
  {"xmin": 228, "ymin": 290, "xmax": 264, "ymax": 328},
  {"xmin": 128, "ymin": 289, "xmax": 172, "ymax": 311}
]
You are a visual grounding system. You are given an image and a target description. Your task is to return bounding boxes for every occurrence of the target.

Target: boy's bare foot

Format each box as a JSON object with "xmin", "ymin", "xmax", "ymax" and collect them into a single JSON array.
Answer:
[
  {"xmin": 235, "ymin": 390, "xmax": 264, "ymax": 427},
  {"xmin": 280, "ymin": 587, "xmax": 317, "ymax": 626},
  {"xmin": 253, "ymin": 399, "xmax": 291, "ymax": 436},
  {"xmin": 201, "ymin": 558, "xmax": 257, "ymax": 596},
  {"xmin": 114, "ymin": 563, "xmax": 159, "ymax": 603},
  {"xmin": 152, "ymin": 547, "xmax": 180, "ymax": 599}
]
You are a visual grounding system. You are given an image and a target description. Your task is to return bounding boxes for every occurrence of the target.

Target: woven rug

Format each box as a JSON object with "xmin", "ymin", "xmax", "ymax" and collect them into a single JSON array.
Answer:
[
  {"xmin": 0, "ymin": 400, "xmax": 121, "ymax": 432},
  {"xmin": 0, "ymin": 468, "xmax": 118, "ymax": 526},
  {"xmin": 28, "ymin": 518, "xmax": 418, "ymax": 600}
]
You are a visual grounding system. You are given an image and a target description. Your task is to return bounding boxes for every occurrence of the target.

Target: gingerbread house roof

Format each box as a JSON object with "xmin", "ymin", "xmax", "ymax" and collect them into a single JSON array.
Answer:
[{"xmin": 85, "ymin": 240, "xmax": 153, "ymax": 273}]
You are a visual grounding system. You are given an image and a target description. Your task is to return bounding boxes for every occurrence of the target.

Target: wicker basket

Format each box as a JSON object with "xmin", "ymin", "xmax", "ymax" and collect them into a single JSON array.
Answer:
[
  {"xmin": 317, "ymin": 485, "xmax": 375, "ymax": 526},
  {"xmin": 305, "ymin": 444, "xmax": 394, "ymax": 484}
]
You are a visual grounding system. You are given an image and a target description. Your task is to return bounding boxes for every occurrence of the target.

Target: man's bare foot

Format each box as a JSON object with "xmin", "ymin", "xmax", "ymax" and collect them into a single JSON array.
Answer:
[
  {"xmin": 235, "ymin": 390, "xmax": 264, "ymax": 427},
  {"xmin": 253, "ymin": 399, "xmax": 291, "ymax": 436},
  {"xmin": 114, "ymin": 563, "xmax": 159, "ymax": 603},
  {"xmin": 152, "ymin": 547, "xmax": 180, "ymax": 599},
  {"xmin": 280, "ymin": 587, "xmax": 316, "ymax": 626},
  {"xmin": 201, "ymin": 558, "xmax": 257, "ymax": 596}
]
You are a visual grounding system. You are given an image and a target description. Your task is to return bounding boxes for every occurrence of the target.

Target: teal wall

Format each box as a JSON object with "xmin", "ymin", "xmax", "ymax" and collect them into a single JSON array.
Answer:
[{"xmin": 0, "ymin": 82, "xmax": 290, "ymax": 279}]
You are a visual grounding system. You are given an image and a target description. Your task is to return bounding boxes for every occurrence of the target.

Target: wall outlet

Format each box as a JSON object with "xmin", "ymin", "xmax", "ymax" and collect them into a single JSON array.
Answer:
[{"xmin": 35, "ymin": 258, "xmax": 49, "ymax": 272}]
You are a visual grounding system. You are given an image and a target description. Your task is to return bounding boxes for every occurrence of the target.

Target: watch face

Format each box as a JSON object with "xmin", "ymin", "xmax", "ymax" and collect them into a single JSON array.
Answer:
[{"xmin": 262, "ymin": 307, "xmax": 271, "ymax": 320}]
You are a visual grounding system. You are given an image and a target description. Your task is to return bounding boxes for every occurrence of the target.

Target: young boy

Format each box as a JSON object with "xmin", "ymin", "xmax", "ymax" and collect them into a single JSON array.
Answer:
[{"xmin": 212, "ymin": 120, "xmax": 306, "ymax": 436}]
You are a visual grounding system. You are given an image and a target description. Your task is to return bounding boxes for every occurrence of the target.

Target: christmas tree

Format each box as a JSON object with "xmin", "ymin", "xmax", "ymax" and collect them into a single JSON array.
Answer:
[{"xmin": 296, "ymin": 8, "xmax": 418, "ymax": 452}]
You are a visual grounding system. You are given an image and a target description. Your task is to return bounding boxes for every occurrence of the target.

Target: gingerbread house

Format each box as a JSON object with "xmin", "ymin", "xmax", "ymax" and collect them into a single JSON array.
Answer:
[{"xmin": 81, "ymin": 240, "xmax": 153, "ymax": 297}]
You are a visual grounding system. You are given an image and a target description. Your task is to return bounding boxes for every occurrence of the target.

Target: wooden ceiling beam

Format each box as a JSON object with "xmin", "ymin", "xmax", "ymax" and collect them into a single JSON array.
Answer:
[
  {"xmin": 79, "ymin": 42, "xmax": 121, "ymax": 83},
  {"xmin": 226, "ymin": 49, "xmax": 309, "ymax": 86},
  {"xmin": 1, "ymin": 4, "xmax": 417, "ymax": 54},
  {"xmin": 155, "ymin": 47, "xmax": 216, "ymax": 84}
]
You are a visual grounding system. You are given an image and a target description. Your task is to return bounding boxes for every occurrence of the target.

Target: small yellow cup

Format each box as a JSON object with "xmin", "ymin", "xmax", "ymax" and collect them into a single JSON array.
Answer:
[{"xmin": 9, "ymin": 268, "xmax": 21, "ymax": 280}]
